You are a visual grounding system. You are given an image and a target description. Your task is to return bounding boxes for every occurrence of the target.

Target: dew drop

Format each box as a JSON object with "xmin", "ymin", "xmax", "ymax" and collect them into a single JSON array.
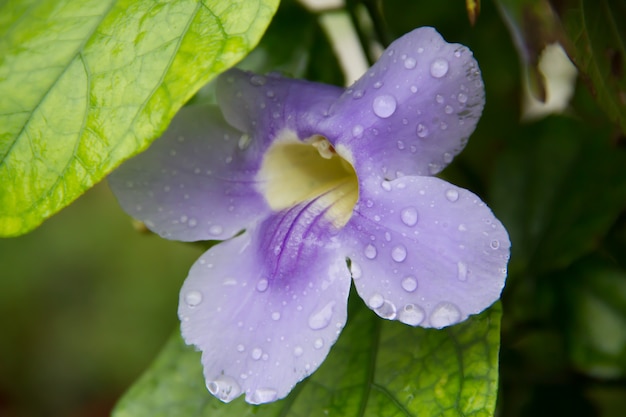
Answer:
[
  {"xmin": 457, "ymin": 261, "xmax": 468, "ymax": 281},
  {"xmin": 271, "ymin": 312, "xmax": 281, "ymax": 321},
  {"xmin": 209, "ymin": 224, "xmax": 223, "ymax": 235},
  {"xmin": 251, "ymin": 348, "xmax": 262, "ymax": 360},
  {"xmin": 238, "ymin": 134, "xmax": 251, "ymax": 150},
  {"xmin": 445, "ymin": 189, "xmax": 459, "ymax": 202},
  {"xmin": 436, "ymin": 94, "xmax": 444, "ymax": 104},
  {"xmin": 430, "ymin": 303, "xmax": 462, "ymax": 328},
  {"xmin": 430, "ymin": 58, "xmax": 449, "ymax": 78},
  {"xmin": 364, "ymin": 244, "xmax": 377, "ymax": 259},
  {"xmin": 294, "ymin": 346, "xmax": 303, "ymax": 357},
  {"xmin": 236, "ymin": 344, "xmax": 245, "ymax": 352},
  {"xmin": 207, "ymin": 375, "xmax": 241, "ymax": 402},
  {"xmin": 350, "ymin": 261, "xmax": 362, "ymax": 279},
  {"xmin": 184, "ymin": 290, "xmax": 202, "ymax": 307},
  {"xmin": 374, "ymin": 300, "xmax": 397, "ymax": 319},
  {"xmin": 401, "ymin": 276, "xmax": 418, "ymax": 292},
  {"xmin": 308, "ymin": 301, "xmax": 335, "ymax": 330},
  {"xmin": 313, "ymin": 338, "xmax": 324, "ymax": 349},
  {"xmin": 490, "ymin": 240, "xmax": 500, "ymax": 249},
  {"xmin": 256, "ymin": 279, "xmax": 269, "ymax": 292},
  {"xmin": 368, "ymin": 293, "xmax": 384, "ymax": 309},
  {"xmin": 352, "ymin": 124, "xmax": 364, "ymax": 138},
  {"xmin": 249, "ymin": 75, "xmax": 266, "ymax": 86},
  {"xmin": 444, "ymin": 105, "xmax": 453, "ymax": 114},
  {"xmin": 188, "ymin": 218, "xmax": 197, "ymax": 228},
  {"xmin": 372, "ymin": 94, "xmax": 397, "ymax": 118},
  {"xmin": 404, "ymin": 57, "xmax": 417, "ymax": 69},
  {"xmin": 400, "ymin": 207, "xmax": 419, "ymax": 226},
  {"xmin": 391, "ymin": 244, "xmax": 407, "ymax": 262},
  {"xmin": 381, "ymin": 181, "xmax": 392, "ymax": 191},
  {"xmin": 353, "ymin": 89, "xmax": 364, "ymax": 99},
  {"xmin": 252, "ymin": 388, "xmax": 277, "ymax": 404},
  {"xmin": 458, "ymin": 92, "xmax": 468, "ymax": 103},
  {"xmin": 410, "ymin": 85, "xmax": 418, "ymax": 93},
  {"xmin": 443, "ymin": 152, "xmax": 453, "ymax": 163},
  {"xmin": 398, "ymin": 304, "xmax": 425, "ymax": 326},
  {"xmin": 397, "ymin": 140, "xmax": 405, "ymax": 150},
  {"xmin": 416, "ymin": 123, "xmax": 429, "ymax": 138}
]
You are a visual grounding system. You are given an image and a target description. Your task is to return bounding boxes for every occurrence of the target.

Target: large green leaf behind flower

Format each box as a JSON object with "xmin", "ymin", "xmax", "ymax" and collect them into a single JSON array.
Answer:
[
  {"xmin": 0, "ymin": 0, "xmax": 278, "ymax": 237},
  {"xmin": 112, "ymin": 298, "xmax": 502, "ymax": 417}
]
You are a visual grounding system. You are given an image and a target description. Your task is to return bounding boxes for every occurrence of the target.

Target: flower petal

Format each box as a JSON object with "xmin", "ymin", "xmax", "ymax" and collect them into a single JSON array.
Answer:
[
  {"xmin": 178, "ymin": 201, "xmax": 351, "ymax": 404},
  {"xmin": 216, "ymin": 69, "xmax": 344, "ymax": 146},
  {"xmin": 108, "ymin": 105, "xmax": 268, "ymax": 241},
  {"xmin": 324, "ymin": 27, "xmax": 485, "ymax": 179},
  {"xmin": 341, "ymin": 175, "xmax": 509, "ymax": 328}
]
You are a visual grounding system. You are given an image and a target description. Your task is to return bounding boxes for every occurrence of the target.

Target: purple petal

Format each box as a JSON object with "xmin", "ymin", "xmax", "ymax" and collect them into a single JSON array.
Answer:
[
  {"xmin": 322, "ymin": 27, "xmax": 485, "ymax": 179},
  {"xmin": 108, "ymin": 105, "xmax": 269, "ymax": 241},
  {"xmin": 178, "ymin": 201, "xmax": 351, "ymax": 404},
  {"xmin": 216, "ymin": 69, "xmax": 344, "ymax": 146},
  {"xmin": 341, "ymin": 175, "xmax": 509, "ymax": 328}
]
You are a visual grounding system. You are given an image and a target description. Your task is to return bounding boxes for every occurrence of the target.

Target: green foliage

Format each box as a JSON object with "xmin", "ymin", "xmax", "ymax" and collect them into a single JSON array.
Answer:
[
  {"xmin": 558, "ymin": 0, "xmax": 626, "ymax": 135},
  {"xmin": 0, "ymin": 0, "xmax": 278, "ymax": 237},
  {"xmin": 112, "ymin": 298, "xmax": 502, "ymax": 417}
]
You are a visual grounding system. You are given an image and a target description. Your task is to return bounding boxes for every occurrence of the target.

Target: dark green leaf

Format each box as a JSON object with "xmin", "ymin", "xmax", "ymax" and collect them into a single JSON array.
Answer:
[
  {"xmin": 0, "ymin": 0, "xmax": 278, "ymax": 237},
  {"xmin": 491, "ymin": 116, "xmax": 626, "ymax": 274},
  {"xmin": 112, "ymin": 296, "xmax": 501, "ymax": 417},
  {"xmin": 557, "ymin": 0, "xmax": 626, "ymax": 134}
]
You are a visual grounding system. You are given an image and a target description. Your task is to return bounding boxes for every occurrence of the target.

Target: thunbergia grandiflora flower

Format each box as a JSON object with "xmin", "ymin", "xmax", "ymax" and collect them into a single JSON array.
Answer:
[{"xmin": 109, "ymin": 27, "xmax": 510, "ymax": 404}]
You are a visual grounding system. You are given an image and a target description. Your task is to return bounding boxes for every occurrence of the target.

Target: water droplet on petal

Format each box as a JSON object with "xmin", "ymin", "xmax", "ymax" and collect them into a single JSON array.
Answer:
[
  {"xmin": 430, "ymin": 58, "xmax": 449, "ymax": 78},
  {"xmin": 430, "ymin": 303, "xmax": 462, "ymax": 328},
  {"xmin": 401, "ymin": 276, "xmax": 418, "ymax": 292},
  {"xmin": 256, "ymin": 279, "xmax": 269, "ymax": 292},
  {"xmin": 443, "ymin": 152, "xmax": 453, "ymax": 163},
  {"xmin": 188, "ymin": 218, "xmax": 197, "ymax": 228},
  {"xmin": 364, "ymin": 244, "xmax": 377, "ymax": 259},
  {"xmin": 458, "ymin": 92, "xmax": 468, "ymax": 103},
  {"xmin": 209, "ymin": 225, "xmax": 223, "ymax": 235},
  {"xmin": 294, "ymin": 346, "xmax": 303, "ymax": 357},
  {"xmin": 249, "ymin": 75, "xmax": 266, "ymax": 86},
  {"xmin": 238, "ymin": 134, "xmax": 251, "ymax": 150},
  {"xmin": 372, "ymin": 94, "xmax": 397, "ymax": 118},
  {"xmin": 308, "ymin": 301, "xmax": 335, "ymax": 330},
  {"xmin": 251, "ymin": 348, "xmax": 263, "ymax": 360},
  {"xmin": 185, "ymin": 290, "xmax": 202, "ymax": 307},
  {"xmin": 416, "ymin": 123, "xmax": 429, "ymax": 138},
  {"xmin": 374, "ymin": 300, "xmax": 397, "ymax": 319},
  {"xmin": 397, "ymin": 140, "xmax": 405, "ymax": 150},
  {"xmin": 400, "ymin": 207, "xmax": 419, "ymax": 226},
  {"xmin": 271, "ymin": 312, "xmax": 281, "ymax": 321},
  {"xmin": 391, "ymin": 244, "xmax": 407, "ymax": 262},
  {"xmin": 404, "ymin": 57, "xmax": 416, "ymax": 69},
  {"xmin": 436, "ymin": 94, "xmax": 444, "ymax": 104},
  {"xmin": 352, "ymin": 124, "xmax": 364, "ymax": 138},
  {"xmin": 490, "ymin": 240, "xmax": 500, "ymax": 249},
  {"xmin": 350, "ymin": 261, "xmax": 362, "ymax": 279},
  {"xmin": 368, "ymin": 293, "xmax": 384, "ymax": 309},
  {"xmin": 398, "ymin": 304, "xmax": 425, "ymax": 326},
  {"xmin": 313, "ymin": 338, "xmax": 324, "ymax": 349},
  {"xmin": 444, "ymin": 105, "xmax": 453, "ymax": 114},
  {"xmin": 236, "ymin": 344, "xmax": 245, "ymax": 352},
  {"xmin": 207, "ymin": 375, "xmax": 241, "ymax": 402},
  {"xmin": 252, "ymin": 388, "xmax": 277, "ymax": 403},
  {"xmin": 457, "ymin": 261, "xmax": 468, "ymax": 281},
  {"xmin": 445, "ymin": 189, "xmax": 459, "ymax": 202}
]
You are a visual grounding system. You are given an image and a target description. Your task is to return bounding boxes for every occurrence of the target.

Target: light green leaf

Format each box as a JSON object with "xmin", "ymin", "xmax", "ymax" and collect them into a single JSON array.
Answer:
[
  {"xmin": 558, "ymin": 0, "xmax": 626, "ymax": 134},
  {"xmin": 112, "ymin": 296, "xmax": 501, "ymax": 417},
  {"xmin": 0, "ymin": 0, "xmax": 278, "ymax": 237}
]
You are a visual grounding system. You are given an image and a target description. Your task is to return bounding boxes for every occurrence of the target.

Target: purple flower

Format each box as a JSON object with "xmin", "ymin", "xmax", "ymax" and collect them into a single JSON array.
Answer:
[{"xmin": 109, "ymin": 27, "xmax": 509, "ymax": 405}]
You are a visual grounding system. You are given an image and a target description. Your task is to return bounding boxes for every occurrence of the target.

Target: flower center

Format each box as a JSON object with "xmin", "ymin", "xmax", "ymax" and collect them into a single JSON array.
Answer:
[{"xmin": 257, "ymin": 131, "xmax": 359, "ymax": 228}]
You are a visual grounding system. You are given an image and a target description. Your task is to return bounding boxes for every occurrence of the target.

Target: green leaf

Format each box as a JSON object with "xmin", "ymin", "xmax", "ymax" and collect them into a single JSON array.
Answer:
[
  {"xmin": 561, "ymin": 257, "xmax": 626, "ymax": 379},
  {"xmin": 112, "ymin": 295, "xmax": 502, "ymax": 417},
  {"xmin": 557, "ymin": 0, "xmax": 626, "ymax": 134},
  {"xmin": 0, "ymin": 0, "xmax": 278, "ymax": 237},
  {"xmin": 490, "ymin": 116, "xmax": 626, "ymax": 274}
]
